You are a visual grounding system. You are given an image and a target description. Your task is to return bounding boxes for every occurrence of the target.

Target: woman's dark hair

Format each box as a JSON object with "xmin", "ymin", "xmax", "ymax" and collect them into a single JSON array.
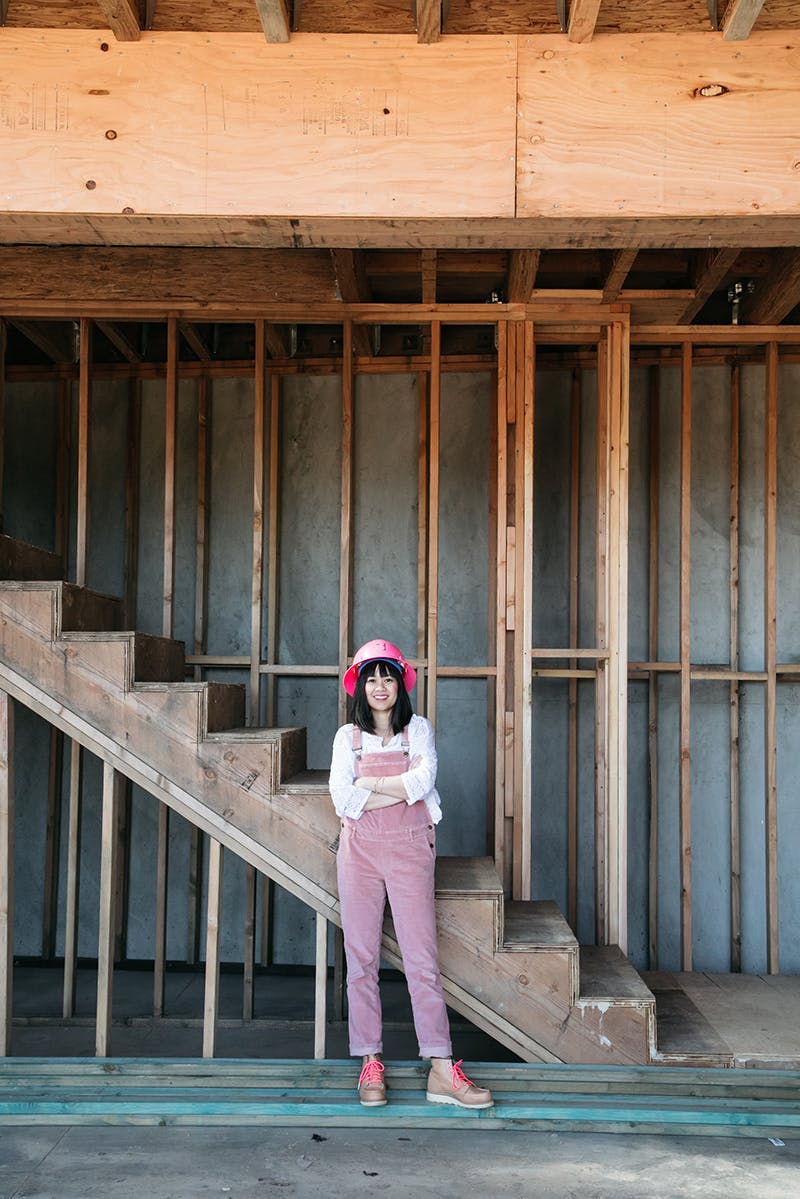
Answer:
[{"xmin": 350, "ymin": 659, "xmax": 414, "ymax": 734}]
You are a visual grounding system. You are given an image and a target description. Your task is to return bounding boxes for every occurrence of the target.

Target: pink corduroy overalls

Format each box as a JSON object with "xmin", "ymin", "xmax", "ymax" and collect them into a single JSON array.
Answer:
[{"xmin": 336, "ymin": 725, "xmax": 452, "ymax": 1058}]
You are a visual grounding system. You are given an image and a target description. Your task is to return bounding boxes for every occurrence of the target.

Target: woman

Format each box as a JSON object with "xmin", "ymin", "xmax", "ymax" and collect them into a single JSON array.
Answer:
[{"xmin": 329, "ymin": 637, "xmax": 493, "ymax": 1110}]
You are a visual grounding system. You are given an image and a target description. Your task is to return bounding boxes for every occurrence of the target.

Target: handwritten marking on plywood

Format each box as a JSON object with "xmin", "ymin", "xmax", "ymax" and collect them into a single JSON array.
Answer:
[{"xmin": 0, "ymin": 32, "xmax": 516, "ymax": 219}]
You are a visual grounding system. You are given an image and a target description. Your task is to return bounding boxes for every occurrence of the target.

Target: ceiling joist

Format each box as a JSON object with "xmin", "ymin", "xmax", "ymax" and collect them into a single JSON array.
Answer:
[
  {"xmin": 95, "ymin": 321, "xmax": 142, "ymax": 362},
  {"xmin": 602, "ymin": 249, "xmax": 638, "ymax": 302},
  {"xmin": 421, "ymin": 250, "xmax": 438, "ymax": 304},
  {"xmin": 722, "ymin": 0, "xmax": 766, "ymax": 40},
  {"xmin": 741, "ymin": 250, "xmax": 800, "ymax": 325},
  {"xmin": 415, "ymin": 0, "xmax": 443, "ymax": 44},
  {"xmin": 9, "ymin": 320, "xmax": 74, "ymax": 363},
  {"xmin": 255, "ymin": 0, "xmax": 291, "ymax": 43},
  {"xmin": 678, "ymin": 247, "xmax": 740, "ymax": 323},
  {"xmin": 568, "ymin": 0, "xmax": 603, "ymax": 43},
  {"xmin": 507, "ymin": 250, "xmax": 541, "ymax": 303},
  {"xmin": 96, "ymin": 0, "xmax": 141, "ymax": 41},
  {"xmin": 330, "ymin": 250, "xmax": 373, "ymax": 356}
]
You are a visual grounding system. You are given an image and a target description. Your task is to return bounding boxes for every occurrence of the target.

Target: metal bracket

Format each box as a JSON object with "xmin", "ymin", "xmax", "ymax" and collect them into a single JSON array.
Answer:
[
  {"xmin": 727, "ymin": 279, "xmax": 755, "ymax": 325},
  {"xmin": 707, "ymin": 0, "xmax": 719, "ymax": 30}
]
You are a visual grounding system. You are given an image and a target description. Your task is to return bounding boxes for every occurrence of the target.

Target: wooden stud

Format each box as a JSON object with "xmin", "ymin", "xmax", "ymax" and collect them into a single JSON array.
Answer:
[
  {"xmin": 603, "ymin": 250, "xmax": 638, "ymax": 303},
  {"xmin": 741, "ymin": 250, "xmax": 800, "ymax": 326},
  {"xmin": 507, "ymin": 251, "xmax": 540, "ymax": 304},
  {"xmin": 329, "ymin": 253, "xmax": 372, "ymax": 358},
  {"xmin": 567, "ymin": 368, "xmax": 581, "ymax": 929},
  {"xmin": 416, "ymin": 0, "xmax": 442, "ymax": 44},
  {"xmin": 0, "ymin": 320, "xmax": 5, "ymax": 533},
  {"xmin": 265, "ymin": 373, "xmax": 281, "ymax": 727},
  {"xmin": 0, "ymin": 692, "xmax": 13, "ymax": 1055},
  {"xmin": 243, "ymin": 863, "xmax": 257, "ymax": 1021},
  {"xmin": 162, "ymin": 316, "xmax": 178, "ymax": 639},
  {"xmin": 729, "ymin": 363, "xmax": 742, "ymax": 973},
  {"xmin": 338, "ymin": 319, "xmax": 354, "ymax": 728},
  {"xmin": 486, "ymin": 362, "xmax": 499, "ymax": 855},
  {"xmin": 114, "ymin": 774, "xmax": 132, "ymax": 964},
  {"xmin": 96, "ymin": 0, "xmax": 141, "ymax": 41},
  {"xmin": 494, "ymin": 323, "xmax": 509, "ymax": 885},
  {"xmin": 568, "ymin": 0, "xmax": 602, "ymax": 43},
  {"xmin": 62, "ymin": 742, "xmax": 82, "ymax": 1018},
  {"xmin": 513, "ymin": 320, "xmax": 534, "ymax": 901},
  {"xmin": 764, "ymin": 341, "xmax": 779, "ymax": 974},
  {"xmin": 678, "ymin": 248, "xmax": 740, "ymax": 324},
  {"xmin": 332, "ymin": 924, "xmax": 345, "ymax": 1023},
  {"xmin": 314, "ymin": 913, "xmax": 328, "ymax": 1059},
  {"xmin": 76, "ymin": 318, "xmax": 92, "ymax": 587},
  {"xmin": 421, "ymin": 250, "xmax": 438, "ymax": 305},
  {"xmin": 254, "ymin": 0, "xmax": 291, "ymax": 44},
  {"xmin": 416, "ymin": 370, "xmax": 430, "ymax": 717},
  {"xmin": 96, "ymin": 761, "xmax": 120, "ymax": 1057},
  {"xmin": 41, "ymin": 727, "xmax": 64, "ymax": 960},
  {"xmin": 594, "ymin": 334, "xmax": 609, "ymax": 943},
  {"xmin": 647, "ymin": 366, "xmax": 660, "ymax": 969},
  {"xmin": 203, "ymin": 838, "xmax": 224, "ymax": 1059},
  {"xmin": 188, "ymin": 376, "xmax": 210, "ymax": 964},
  {"xmin": 251, "ymin": 320, "xmax": 267, "ymax": 725},
  {"xmin": 679, "ymin": 341, "xmax": 693, "ymax": 972},
  {"xmin": 153, "ymin": 802, "xmax": 169, "ymax": 1017},
  {"xmin": 722, "ymin": 0, "xmax": 766, "ymax": 41},
  {"xmin": 426, "ymin": 322, "xmax": 442, "ymax": 725},
  {"xmin": 123, "ymin": 377, "xmax": 141, "ymax": 628}
]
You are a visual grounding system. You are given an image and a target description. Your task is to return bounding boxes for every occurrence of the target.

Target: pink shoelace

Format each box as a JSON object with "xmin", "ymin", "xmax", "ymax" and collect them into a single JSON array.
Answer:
[
  {"xmin": 450, "ymin": 1059, "xmax": 475, "ymax": 1090},
  {"xmin": 358, "ymin": 1059, "xmax": 385, "ymax": 1088}
]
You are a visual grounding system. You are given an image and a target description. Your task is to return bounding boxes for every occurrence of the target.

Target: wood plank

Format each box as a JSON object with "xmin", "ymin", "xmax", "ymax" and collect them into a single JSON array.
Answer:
[
  {"xmin": 741, "ymin": 249, "xmax": 800, "ymax": 325},
  {"xmin": 123, "ymin": 378, "xmax": 141, "ymax": 627},
  {"xmin": 514, "ymin": 321, "xmax": 534, "ymax": 900},
  {"xmin": 415, "ymin": 0, "xmax": 442, "ymax": 43},
  {"xmin": 96, "ymin": 761, "xmax": 119, "ymax": 1057},
  {"xmin": 678, "ymin": 247, "xmax": 740, "ymax": 323},
  {"xmin": 426, "ymin": 321, "xmax": 441, "ymax": 724},
  {"xmin": 416, "ymin": 371, "xmax": 429, "ymax": 717},
  {"xmin": 41, "ymin": 727, "xmax": 64, "ymax": 960},
  {"xmin": 254, "ymin": 0, "xmax": 290, "ymax": 42},
  {"xmin": 76, "ymin": 319, "xmax": 91, "ymax": 587},
  {"xmin": 250, "ymin": 321, "xmax": 266, "ymax": 724},
  {"xmin": 96, "ymin": 0, "xmax": 141, "ymax": 40},
  {"xmin": 330, "ymin": 252, "xmax": 372, "ymax": 357},
  {"xmin": 0, "ymin": 33, "xmax": 516, "ymax": 220},
  {"xmin": 420, "ymin": 249, "xmax": 437, "ymax": 304},
  {"xmin": 243, "ymin": 864, "xmax": 256, "ymax": 1021},
  {"xmin": 265, "ymin": 375, "xmax": 280, "ymax": 726},
  {"xmin": 729, "ymin": 363, "xmax": 741, "ymax": 973},
  {"xmin": 679, "ymin": 342, "xmax": 692, "ymax": 972},
  {"xmin": 203, "ymin": 838, "xmax": 224, "ymax": 1058},
  {"xmin": 0, "ymin": 692, "xmax": 12, "ymax": 1055},
  {"xmin": 61, "ymin": 742, "xmax": 82, "ymax": 1019},
  {"xmin": 153, "ymin": 801, "xmax": 170, "ymax": 1018},
  {"xmin": 314, "ymin": 913, "xmax": 327, "ymax": 1059},
  {"xmin": 764, "ymin": 342, "xmax": 778, "ymax": 974},
  {"xmin": 594, "ymin": 334, "xmax": 609, "ymax": 943},
  {"xmin": 338, "ymin": 319, "xmax": 354, "ymax": 728},
  {"xmin": 517, "ymin": 33, "xmax": 800, "ymax": 222},
  {"xmin": 602, "ymin": 249, "xmax": 637, "ymax": 302},
  {"xmin": 162, "ymin": 316, "xmax": 177, "ymax": 639},
  {"xmin": 567, "ymin": 368, "xmax": 580, "ymax": 929},
  {"xmin": 494, "ymin": 323, "xmax": 508, "ymax": 885},
  {"xmin": 647, "ymin": 367, "xmax": 660, "ymax": 969},
  {"xmin": 0, "ymin": 321, "xmax": 4, "ymax": 535},
  {"xmin": 568, "ymin": 0, "xmax": 602, "ymax": 43},
  {"xmin": 722, "ymin": 0, "xmax": 766, "ymax": 40},
  {"xmin": 8, "ymin": 320, "xmax": 73, "ymax": 363},
  {"xmin": 507, "ymin": 250, "xmax": 540, "ymax": 303}
]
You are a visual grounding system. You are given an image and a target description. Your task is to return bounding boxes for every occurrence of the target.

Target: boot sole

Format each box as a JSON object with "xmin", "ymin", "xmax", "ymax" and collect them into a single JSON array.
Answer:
[
  {"xmin": 359, "ymin": 1097, "xmax": 388, "ymax": 1106},
  {"xmin": 426, "ymin": 1092, "xmax": 494, "ymax": 1110}
]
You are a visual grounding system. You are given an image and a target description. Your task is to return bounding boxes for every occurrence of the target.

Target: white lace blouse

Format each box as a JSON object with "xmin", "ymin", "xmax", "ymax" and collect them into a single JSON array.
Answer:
[{"xmin": 328, "ymin": 713, "xmax": 443, "ymax": 823}]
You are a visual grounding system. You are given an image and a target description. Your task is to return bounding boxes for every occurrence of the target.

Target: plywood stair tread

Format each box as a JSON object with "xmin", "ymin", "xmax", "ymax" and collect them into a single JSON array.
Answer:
[
  {"xmin": 0, "ymin": 534, "xmax": 63, "ymax": 580},
  {"xmin": 503, "ymin": 901, "xmax": 579, "ymax": 951},
  {"xmin": 579, "ymin": 946, "xmax": 654, "ymax": 1003},
  {"xmin": 434, "ymin": 855, "xmax": 503, "ymax": 899}
]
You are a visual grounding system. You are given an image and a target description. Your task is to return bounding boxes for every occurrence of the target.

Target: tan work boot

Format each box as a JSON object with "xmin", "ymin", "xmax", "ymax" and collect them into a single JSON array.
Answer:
[
  {"xmin": 426, "ymin": 1058, "xmax": 493, "ymax": 1109},
  {"xmin": 357, "ymin": 1057, "xmax": 387, "ymax": 1106}
]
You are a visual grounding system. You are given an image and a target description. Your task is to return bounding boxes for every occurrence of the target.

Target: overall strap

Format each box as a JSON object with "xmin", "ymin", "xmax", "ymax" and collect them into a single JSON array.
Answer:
[
  {"xmin": 352, "ymin": 726, "xmax": 363, "ymax": 760},
  {"xmin": 401, "ymin": 726, "xmax": 410, "ymax": 756}
]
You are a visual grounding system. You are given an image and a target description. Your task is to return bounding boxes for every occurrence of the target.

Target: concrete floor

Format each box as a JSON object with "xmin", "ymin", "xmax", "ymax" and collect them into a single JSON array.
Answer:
[{"xmin": 0, "ymin": 1124, "xmax": 797, "ymax": 1199}]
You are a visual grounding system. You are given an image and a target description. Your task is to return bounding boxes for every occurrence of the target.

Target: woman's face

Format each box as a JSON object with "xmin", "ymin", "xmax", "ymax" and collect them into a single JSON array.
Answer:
[{"xmin": 363, "ymin": 663, "xmax": 399, "ymax": 717}]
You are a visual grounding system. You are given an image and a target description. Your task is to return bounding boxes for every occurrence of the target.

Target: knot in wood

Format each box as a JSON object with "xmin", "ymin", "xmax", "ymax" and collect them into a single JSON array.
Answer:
[
  {"xmin": 694, "ymin": 83, "xmax": 728, "ymax": 98},
  {"xmin": 517, "ymin": 973, "xmax": 529, "ymax": 986}
]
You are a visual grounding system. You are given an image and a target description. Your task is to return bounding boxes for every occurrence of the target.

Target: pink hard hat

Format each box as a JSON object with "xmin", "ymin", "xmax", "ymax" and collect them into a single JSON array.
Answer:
[{"xmin": 342, "ymin": 639, "xmax": 417, "ymax": 696}]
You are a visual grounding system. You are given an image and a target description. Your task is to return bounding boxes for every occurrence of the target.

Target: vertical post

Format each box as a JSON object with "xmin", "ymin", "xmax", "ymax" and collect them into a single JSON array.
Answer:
[
  {"xmin": 426, "ymin": 321, "xmax": 441, "ymax": 725},
  {"xmin": 513, "ymin": 320, "xmax": 534, "ymax": 901},
  {"xmin": 567, "ymin": 367, "xmax": 581, "ymax": 928},
  {"xmin": 153, "ymin": 801, "xmax": 169, "ymax": 1017},
  {"xmin": 487, "ymin": 360, "xmax": 499, "ymax": 855},
  {"xmin": 495, "ymin": 322, "xmax": 510, "ymax": 889},
  {"xmin": 96, "ymin": 761, "xmax": 120, "ymax": 1057},
  {"xmin": 679, "ymin": 341, "xmax": 693, "ymax": 971},
  {"xmin": 728, "ymin": 364, "xmax": 742, "ymax": 972},
  {"xmin": 243, "ymin": 863, "xmax": 257, "ymax": 1021},
  {"xmin": 764, "ymin": 341, "xmax": 779, "ymax": 974},
  {"xmin": 265, "ymin": 373, "xmax": 281, "ymax": 728},
  {"xmin": 314, "ymin": 912, "xmax": 328, "ymax": 1060},
  {"xmin": 338, "ymin": 320, "xmax": 354, "ymax": 727},
  {"xmin": 605, "ymin": 317, "xmax": 630, "ymax": 951},
  {"xmin": 0, "ymin": 692, "xmax": 13, "ymax": 1055},
  {"xmin": 251, "ymin": 320, "xmax": 266, "ymax": 725},
  {"xmin": 162, "ymin": 315, "xmax": 178, "ymax": 639},
  {"xmin": 188, "ymin": 376, "xmax": 210, "ymax": 964},
  {"xmin": 647, "ymin": 366, "xmax": 661, "ymax": 969},
  {"xmin": 594, "ymin": 334, "xmax": 609, "ymax": 943},
  {"xmin": 62, "ymin": 743, "xmax": 82, "ymax": 1017},
  {"xmin": 416, "ymin": 371, "xmax": 429, "ymax": 716},
  {"xmin": 124, "ymin": 377, "xmax": 141, "ymax": 628},
  {"xmin": 0, "ymin": 318, "xmax": 5, "ymax": 533},
  {"xmin": 203, "ymin": 838, "xmax": 224, "ymax": 1059},
  {"xmin": 76, "ymin": 318, "xmax": 92, "ymax": 587}
]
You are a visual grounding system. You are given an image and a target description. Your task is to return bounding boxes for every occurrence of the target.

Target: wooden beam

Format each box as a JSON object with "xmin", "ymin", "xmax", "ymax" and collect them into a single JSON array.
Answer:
[
  {"xmin": 62, "ymin": 743, "xmax": 82, "ymax": 1018},
  {"xmin": 741, "ymin": 250, "xmax": 800, "ymax": 325},
  {"xmin": 421, "ymin": 250, "xmax": 438, "ymax": 305},
  {"xmin": 602, "ymin": 250, "xmax": 637, "ymax": 303},
  {"xmin": 415, "ymin": 0, "xmax": 442, "ymax": 43},
  {"xmin": 95, "ymin": 321, "xmax": 141, "ymax": 363},
  {"xmin": 722, "ymin": 0, "xmax": 766, "ymax": 40},
  {"xmin": 254, "ymin": 0, "xmax": 291, "ymax": 43},
  {"xmin": 162, "ymin": 317, "xmax": 177, "ymax": 638},
  {"xmin": 96, "ymin": 761, "xmax": 120, "ymax": 1057},
  {"xmin": 338, "ymin": 319, "xmax": 354, "ymax": 728},
  {"xmin": 0, "ymin": 692, "xmax": 13, "ymax": 1055},
  {"xmin": 8, "ymin": 320, "xmax": 73, "ymax": 363},
  {"xmin": 153, "ymin": 803, "xmax": 169, "ymax": 1017},
  {"xmin": 568, "ymin": 0, "xmax": 602, "ymax": 43},
  {"xmin": 179, "ymin": 321, "xmax": 212, "ymax": 361},
  {"xmin": 678, "ymin": 248, "xmax": 740, "ymax": 323},
  {"xmin": 679, "ymin": 342, "xmax": 692, "ymax": 972},
  {"xmin": 507, "ymin": 251, "xmax": 541, "ymax": 304},
  {"xmin": 764, "ymin": 342, "xmax": 778, "ymax": 974},
  {"xmin": 203, "ymin": 839, "xmax": 224, "ymax": 1058},
  {"xmin": 426, "ymin": 322, "xmax": 442, "ymax": 725},
  {"xmin": 265, "ymin": 375, "xmax": 281, "ymax": 726},
  {"xmin": 251, "ymin": 321, "xmax": 267, "ymax": 724},
  {"xmin": 96, "ymin": 0, "xmax": 141, "ymax": 41},
  {"xmin": 314, "ymin": 913, "xmax": 328, "ymax": 1059},
  {"xmin": 647, "ymin": 366, "xmax": 660, "ymax": 969},
  {"xmin": 330, "ymin": 252, "xmax": 372, "ymax": 358},
  {"xmin": 0, "ymin": 320, "xmax": 5, "ymax": 533},
  {"xmin": 265, "ymin": 324, "xmax": 293, "ymax": 360},
  {"xmin": 594, "ymin": 333, "xmax": 609, "ymax": 942},
  {"xmin": 567, "ymin": 368, "xmax": 580, "ymax": 929},
  {"xmin": 728, "ymin": 363, "xmax": 741, "ymax": 973}
]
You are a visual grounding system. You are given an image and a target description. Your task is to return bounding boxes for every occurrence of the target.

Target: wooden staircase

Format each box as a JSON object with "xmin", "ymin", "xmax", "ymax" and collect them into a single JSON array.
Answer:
[{"xmin": 0, "ymin": 533, "xmax": 657, "ymax": 1065}]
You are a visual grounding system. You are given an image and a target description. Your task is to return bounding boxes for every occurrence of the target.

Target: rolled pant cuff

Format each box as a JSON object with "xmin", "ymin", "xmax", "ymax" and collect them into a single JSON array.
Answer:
[
  {"xmin": 420, "ymin": 1046, "xmax": 452, "ymax": 1059},
  {"xmin": 351, "ymin": 1047, "xmax": 383, "ymax": 1057}
]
